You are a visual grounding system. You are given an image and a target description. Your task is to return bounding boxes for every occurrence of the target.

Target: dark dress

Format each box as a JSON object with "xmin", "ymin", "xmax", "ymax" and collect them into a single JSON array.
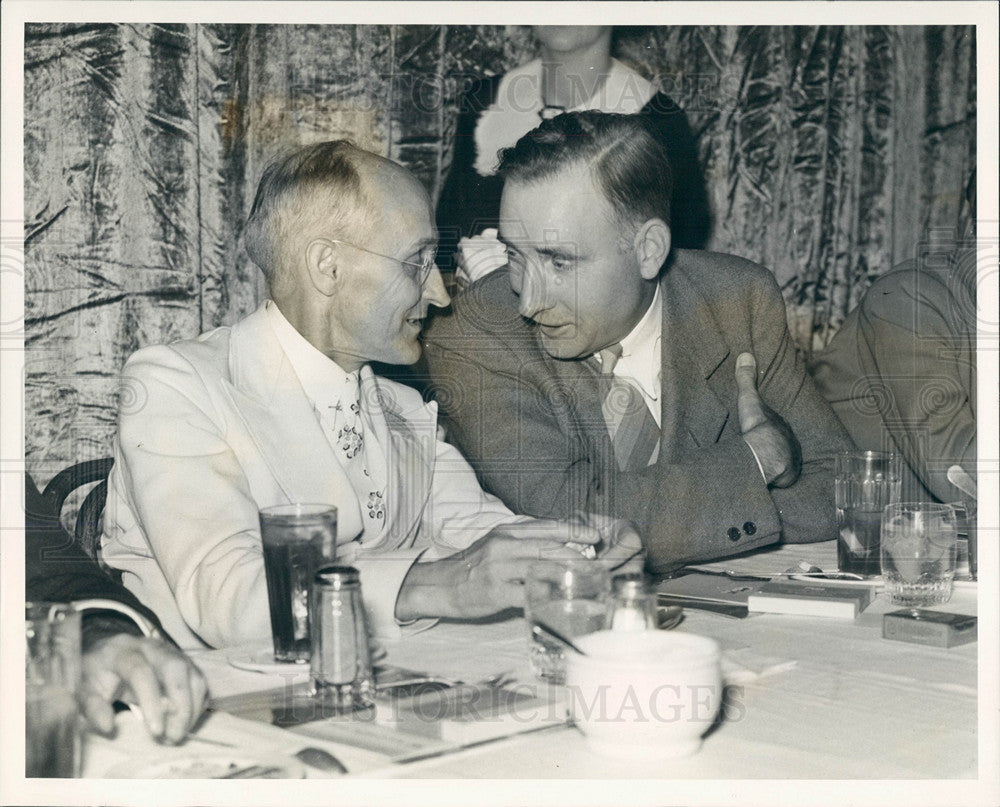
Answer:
[{"xmin": 435, "ymin": 74, "xmax": 711, "ymax": 272}]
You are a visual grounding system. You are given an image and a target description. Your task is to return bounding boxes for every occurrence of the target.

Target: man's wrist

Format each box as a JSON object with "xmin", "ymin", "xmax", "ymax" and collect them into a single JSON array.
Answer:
[
  {"xmin": 395, "ymin": 559, "xmax": 460, "ymax": 621},
  {"xmin": 82, "ymin": 613, "xmax": 144, "ymax": 653}
]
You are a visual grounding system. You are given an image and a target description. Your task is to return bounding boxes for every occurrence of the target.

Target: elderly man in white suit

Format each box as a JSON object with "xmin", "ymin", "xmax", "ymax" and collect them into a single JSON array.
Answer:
[{"xmin": 102, "ymin": 140, "xmax": 635, "ymax": 650}]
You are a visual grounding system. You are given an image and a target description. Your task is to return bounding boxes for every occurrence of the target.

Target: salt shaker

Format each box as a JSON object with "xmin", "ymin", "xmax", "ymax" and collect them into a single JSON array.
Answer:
[
  {"xmin": 310, "ymin": 565, "xmax": 374, "ymax": 708},
  {"xmin": 607, "ymin": 573, "xmax": 657, "ymax": 632}
]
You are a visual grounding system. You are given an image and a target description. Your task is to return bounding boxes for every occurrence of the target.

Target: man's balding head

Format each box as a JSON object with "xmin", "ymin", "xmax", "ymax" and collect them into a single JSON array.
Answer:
[{"xmin": 244, "ymin": 140, "xmax": 392, "ymax": 291}]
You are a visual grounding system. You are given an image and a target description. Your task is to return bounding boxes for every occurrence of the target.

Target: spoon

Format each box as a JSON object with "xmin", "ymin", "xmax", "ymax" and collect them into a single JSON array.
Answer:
[
  {"xmin": 657, "ymin": 605, "xmax": 684, "ymax": 630},
  {"xmin": 947, "ymin": 464, "xmax": 977, "ymax": 501},
  {"xmin": 293, "ymin": 746, "xmax": 348, "ymax": 774},
  {"xmin": 531, "ymin": 621, "xmax": 587, "ymax": 656}
]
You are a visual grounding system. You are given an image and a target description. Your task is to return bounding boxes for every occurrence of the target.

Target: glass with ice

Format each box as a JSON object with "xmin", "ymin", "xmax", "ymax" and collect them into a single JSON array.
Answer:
[
  {"xmin": 880, "ymin": 502, "xmax": 958, "ymax": 606},
  {"xmin": 259, "ymin": 503, "xmax": 337, "ymax": 663},
  {"xmin": 25, "ymin": 602, "xmax": 81, "ymax": 778},
  {"xmin": 834, "ymin": 450, "xmax": 901, "ymax": 576},
  {"xmin": 524, "ymin": 560, "xmax": 610, "ymax": 684}
]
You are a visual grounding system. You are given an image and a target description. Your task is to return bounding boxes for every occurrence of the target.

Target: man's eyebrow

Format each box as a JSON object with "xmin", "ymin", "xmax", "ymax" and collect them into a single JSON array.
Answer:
[
  {"xmin": 535, "ymin": 245, "xmax": 577, "ymax": 259},
  {"xmin": 408, "ymin": 237, "xmax": 436, "ymax": 254},
  {"xmin": 496, "ymin": 237, "xmax": 574, "ymax": 258}
]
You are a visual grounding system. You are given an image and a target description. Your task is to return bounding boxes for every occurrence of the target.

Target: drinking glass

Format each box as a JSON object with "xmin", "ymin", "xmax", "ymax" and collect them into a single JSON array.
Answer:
[
  {"xmin": 951, "ymin": 499, "xmax": 977, "ymax": 580},
  {"xmin": 880, "ymin": 502, "xmax": 959, "ymax": 606},
  {"xmin": 835, "ymin": 450, "xmax": 901, "ymax": 576},
  {"xmin": 524, "ymin": 560, "xmax": 610, "ymax": 684},
  {"xmin": 25, "ymin": 602, "xmax": 81, "ymax": 778},
  {"xmin": 259, "ymin": 503, "xmax": 337, "ymax": 663}
]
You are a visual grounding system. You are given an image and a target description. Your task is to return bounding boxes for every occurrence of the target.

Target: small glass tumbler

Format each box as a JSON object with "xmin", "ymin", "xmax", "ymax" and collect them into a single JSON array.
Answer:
[
  {"xmin": 835, "ymin": 450, "xmax": 901, "ymax": 576},
  {"xmin": 260, "ymin": 503, "xmax": 338, "ymax": 663},
  {"xmin": 525, "ymin": 560, "xmax": 610, "ymax": 684},
  {"xmin": 880, "ymin": 502, "xmax": 959, "ymax": 606},
  {"xmin": 25, "ymin": 602, "xmax": 82, "ymax": 778},
  {"xmin": 951, "ymin": 499, "xmax": 977, "ymax": 580}
]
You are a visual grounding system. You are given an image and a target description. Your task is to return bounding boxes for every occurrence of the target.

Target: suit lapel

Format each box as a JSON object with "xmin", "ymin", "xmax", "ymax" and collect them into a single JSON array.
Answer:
[
  {"xmin": 358, "ymin": 368, "xmax": 436, "ymax": 550},
  {"xmin": 224, "ymin": 306, "xmax": 365, "ymax": 542},
  {"xmin": 659, "ymin": 267, "xmax": 732, "ymax": 453}
]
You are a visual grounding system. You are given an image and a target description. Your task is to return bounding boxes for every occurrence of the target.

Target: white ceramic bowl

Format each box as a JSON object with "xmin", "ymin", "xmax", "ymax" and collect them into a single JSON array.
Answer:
[{"xmin": 565, "ymin": 630, "xmax": 722, "ymax": 759}]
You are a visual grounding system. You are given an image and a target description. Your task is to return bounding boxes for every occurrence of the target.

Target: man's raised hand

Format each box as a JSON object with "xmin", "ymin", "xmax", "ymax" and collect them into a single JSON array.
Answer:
[{"xmin": 735, "ymin": 352, "xmax": 801, "ymax": 488}]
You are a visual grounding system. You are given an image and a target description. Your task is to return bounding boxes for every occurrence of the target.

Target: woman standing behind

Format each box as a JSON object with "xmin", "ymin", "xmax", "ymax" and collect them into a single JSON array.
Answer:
[{"xmin": 436, "ymin": 26, "xmax": 711, "ymax": 286}]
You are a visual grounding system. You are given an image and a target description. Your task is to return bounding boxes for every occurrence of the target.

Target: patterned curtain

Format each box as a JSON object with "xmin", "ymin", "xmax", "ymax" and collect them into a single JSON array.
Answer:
[{"xmin": 23, "ymin": 23, "xmax": 976, "ymax": 480}]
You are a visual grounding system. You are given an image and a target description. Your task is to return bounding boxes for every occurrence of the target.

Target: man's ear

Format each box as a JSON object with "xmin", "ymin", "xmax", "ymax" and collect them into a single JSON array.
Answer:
[
  {"xmin": 633, "ymin": 218, "xmax": 671, "ymax": 280},
  {"xmin": 305, "ymin": 238, "xmax": 339, "ymax": 296}
]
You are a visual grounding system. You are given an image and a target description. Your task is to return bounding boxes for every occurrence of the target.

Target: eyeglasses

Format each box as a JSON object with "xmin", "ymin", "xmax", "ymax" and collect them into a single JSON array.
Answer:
[{"xmin": 328, "ymin": 239, "xmax": 437, "ymax": 286}]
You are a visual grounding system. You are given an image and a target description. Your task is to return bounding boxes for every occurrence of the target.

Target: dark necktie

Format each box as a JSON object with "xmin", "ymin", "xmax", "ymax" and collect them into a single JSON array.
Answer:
[{"xmin": 597, "ymin": 344, "xmax": 661, "ymax": 472}]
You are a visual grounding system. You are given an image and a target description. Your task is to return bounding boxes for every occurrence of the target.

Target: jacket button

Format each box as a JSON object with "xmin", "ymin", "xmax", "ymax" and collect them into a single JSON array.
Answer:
[
  {"xmin": 743, "ymin": 521, "xmax": 757, "ymax": 536},
  {"xmin": 727, "ymin": 527, "xmax": 741, "ymax": 542}
]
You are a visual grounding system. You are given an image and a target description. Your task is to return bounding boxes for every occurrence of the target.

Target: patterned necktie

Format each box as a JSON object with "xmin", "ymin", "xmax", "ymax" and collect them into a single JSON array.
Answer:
[
  {"xmin": 326, "ymin": 372, "xmax": 387, "ymax": 536},
  {"xmin": 597, "ymin": 344, "xmax": 661, "ymax": 472}
]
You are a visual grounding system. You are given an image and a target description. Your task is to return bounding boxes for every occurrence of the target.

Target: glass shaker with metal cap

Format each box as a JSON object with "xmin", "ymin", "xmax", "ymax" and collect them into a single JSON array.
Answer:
[
  {"xmin": 310, "ymin": 565, "xmax": 374, "ymax": 709},
  {"xmin": 606, "ymin": 573, "xmax": 658, "ymax": 632}
]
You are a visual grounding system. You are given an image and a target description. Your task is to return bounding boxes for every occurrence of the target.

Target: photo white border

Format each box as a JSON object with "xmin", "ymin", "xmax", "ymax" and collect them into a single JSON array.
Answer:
[{"xmin": 2, "ymin": 3, "xmax": 997, "ymax": 806}]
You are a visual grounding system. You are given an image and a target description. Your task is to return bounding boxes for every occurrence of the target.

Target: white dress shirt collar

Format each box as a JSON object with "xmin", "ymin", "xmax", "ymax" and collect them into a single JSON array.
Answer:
[
  {"xmin": 265, "ymin": 300, "xmax": 357, "ymax": 406},
  {"xmin": 614, "ymin": 284, "xmax": 663, "ymax": 405}
]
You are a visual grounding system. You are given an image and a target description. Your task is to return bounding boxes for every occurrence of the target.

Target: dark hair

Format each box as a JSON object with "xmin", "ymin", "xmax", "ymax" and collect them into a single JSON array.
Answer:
[
  {"xmin": 497, "ymin": 110, "xmax": 672, "ymax": 230},
  {"xmin": 243, "ymin": 140, "xmax": 371, "ymax": 280}
]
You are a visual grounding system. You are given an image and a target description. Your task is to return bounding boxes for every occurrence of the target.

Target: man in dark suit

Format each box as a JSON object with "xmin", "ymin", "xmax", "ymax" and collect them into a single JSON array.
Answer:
[
  {"xmin": 25, "ymin": 474, "xmax": 207, "ymax": 743},
  {"xmin": 423, "ymin": 110, "xmax": 853, "ymax": 571}
]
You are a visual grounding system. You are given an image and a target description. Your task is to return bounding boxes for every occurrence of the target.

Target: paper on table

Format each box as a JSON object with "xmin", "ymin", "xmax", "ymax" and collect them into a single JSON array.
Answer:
[
  {"xmin": 215, "ymin": 677, "xmax": 568, "ymax": 762},
  {"xmin": 84, "ymin": 708, "xmax": 388, "ymax": 778}
]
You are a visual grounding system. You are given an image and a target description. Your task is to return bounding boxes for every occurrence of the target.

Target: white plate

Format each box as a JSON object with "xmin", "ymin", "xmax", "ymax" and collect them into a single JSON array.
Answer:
[
  {"xmin": 227, "ymin": 642, "xmax": 386, "ymax": 674},
  {"xmin": 105, "ymin": 752, "xmax": 304, "ymax": 779}
]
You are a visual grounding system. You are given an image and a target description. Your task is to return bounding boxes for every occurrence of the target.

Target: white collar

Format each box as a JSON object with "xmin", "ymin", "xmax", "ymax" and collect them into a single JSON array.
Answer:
[
  {"xmin": 613, "ymin": 284, "xmax": 662, "ymax": 402},
  {"xmin": 474, "ymin": 58, "xmax": 656, "ymax": 176},
  {"xmin": 265, "ymin": 300, "xmax": 358, "ymax": 408}
]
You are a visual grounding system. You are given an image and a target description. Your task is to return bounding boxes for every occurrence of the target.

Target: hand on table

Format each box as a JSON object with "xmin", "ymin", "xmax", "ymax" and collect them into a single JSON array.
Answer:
[
  {"xmin": 395, "ymin": 518, "xmax": 602, "ymax": 621},
  {"xmin": 569, "ymin": 511, "xmax": 645, "ymax": 574},
  {"xmin": 735, "ymin": 352, "xmax": 802, "ymax": 488},
  {"xmin": 455, "ymin": 228, "xmax": 507, "ymax": 290},
  {"xmin": 80, "ymin": 633, "xmax": 208, "ymax": 744}
]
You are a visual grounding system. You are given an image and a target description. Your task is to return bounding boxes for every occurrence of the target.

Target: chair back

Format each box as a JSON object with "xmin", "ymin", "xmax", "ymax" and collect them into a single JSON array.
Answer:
[{"xmin": 41, "ymin": 458, "xmax": 114, "ymax": 562}]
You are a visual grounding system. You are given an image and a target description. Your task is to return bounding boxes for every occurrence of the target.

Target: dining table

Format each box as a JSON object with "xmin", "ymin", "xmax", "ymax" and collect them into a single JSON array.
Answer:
[{"xmin": 70, "ymin": 539, "xmax": 989, "ymax": 797}]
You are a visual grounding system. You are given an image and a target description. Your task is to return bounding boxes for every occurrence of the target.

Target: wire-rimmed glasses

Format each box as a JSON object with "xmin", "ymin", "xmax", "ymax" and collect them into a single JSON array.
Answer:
[{"xmin": 328, "ymin": 239, "xmax": 436, "ymax": 286}]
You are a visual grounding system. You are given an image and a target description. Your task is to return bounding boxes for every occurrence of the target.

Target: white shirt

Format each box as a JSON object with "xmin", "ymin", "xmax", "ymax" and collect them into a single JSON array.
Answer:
[
  {"xmin": 266, "ymin": 301, "xmax": 388, "ymax": 541},
  {"xmin": 597, "ymin": 286, "xmax": 663, "ymax": 425},
  {"xmin": 474, "ymin": 58, "xmax": 657, "ymax": 176},
  {"xmin": 595, "ymin": 289, "xmax": 768, "ymax": 481}
]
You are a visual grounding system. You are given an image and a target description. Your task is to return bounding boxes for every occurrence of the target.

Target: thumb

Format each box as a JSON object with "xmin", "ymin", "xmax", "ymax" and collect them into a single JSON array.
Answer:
[
  {"xmin": 80, "ymin": 690, "xmax": 116, "ymax": 736},
  {"xmin": 735, "ymin": 352, "xmax": 765, "ymax": 431}
]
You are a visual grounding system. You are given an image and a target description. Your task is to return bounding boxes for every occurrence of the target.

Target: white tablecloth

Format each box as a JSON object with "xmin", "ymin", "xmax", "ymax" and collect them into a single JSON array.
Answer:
[{"xmin": 80, "ymin": 541, "xmax": 981, "ymax": 782}]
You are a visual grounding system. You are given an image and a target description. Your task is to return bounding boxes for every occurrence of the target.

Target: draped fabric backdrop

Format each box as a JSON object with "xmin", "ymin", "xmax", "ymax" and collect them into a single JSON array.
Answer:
[{"xmin": 23, "ymin": 23, "xmax": 976, "ymax": 482}]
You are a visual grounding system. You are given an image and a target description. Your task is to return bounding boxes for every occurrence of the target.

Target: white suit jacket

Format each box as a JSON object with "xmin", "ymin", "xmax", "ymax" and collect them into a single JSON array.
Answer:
[{"xmin": 101, "ymin": 305, "xmax": 519, "ymax": 649}]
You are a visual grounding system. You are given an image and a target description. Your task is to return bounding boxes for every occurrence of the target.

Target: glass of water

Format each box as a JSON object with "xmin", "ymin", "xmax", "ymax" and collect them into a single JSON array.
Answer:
[
  {"xmin": 26, "ymin": 603, "xmax": 81, "ymax": 778},
  {"xmin": 880, "ymin": 502, "xmax": 959, "ymax": 606},
  {"xmin": 525, "ymin": 560, "xmax": 610, "ymax": 684},
  {"xmin": 835, "ymin": 450, "xmax": 901, "ymax": 576}
]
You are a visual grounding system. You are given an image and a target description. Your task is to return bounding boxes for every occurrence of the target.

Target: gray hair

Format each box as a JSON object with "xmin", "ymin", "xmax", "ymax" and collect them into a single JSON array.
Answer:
[{"xmin": 243, "ymin": 140, "xmax": 376, "ymax": 288}]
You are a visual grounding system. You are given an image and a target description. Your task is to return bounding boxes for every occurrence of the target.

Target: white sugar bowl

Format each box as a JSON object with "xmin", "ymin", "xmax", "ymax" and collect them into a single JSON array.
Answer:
[{"xmin": 565, "ymin": 630, "xmax": 722, "ymax": 759}]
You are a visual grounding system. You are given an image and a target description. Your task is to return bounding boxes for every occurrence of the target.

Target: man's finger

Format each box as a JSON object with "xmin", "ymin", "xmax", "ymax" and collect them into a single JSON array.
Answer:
[
  {"xmin": 501, "ymin": 518, "xmax": 602, "ymax": 546},
  {"xmin": 735, "ymin": 352, "xmax": 766, "ymax": 431},
  {"xmin": 79, "ymin": 690, "xmax": 116, "ymax": 736},
  {"xmin": 115, "ymin": 651, "xmax": 167, "ymax": 738}
]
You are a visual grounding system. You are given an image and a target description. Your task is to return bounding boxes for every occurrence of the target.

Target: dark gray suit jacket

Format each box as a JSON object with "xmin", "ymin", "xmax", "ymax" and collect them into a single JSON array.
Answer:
[{"xmin": 423, "ymin": 250, "xmax": 853, "ymax": 571}]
